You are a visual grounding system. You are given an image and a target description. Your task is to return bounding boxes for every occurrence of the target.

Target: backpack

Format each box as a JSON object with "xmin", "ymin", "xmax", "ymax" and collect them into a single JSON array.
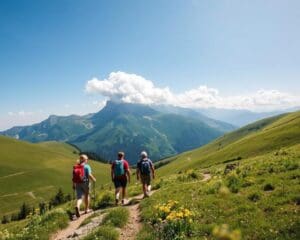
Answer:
[
  {"xmin": 140, "ymin": 159, "xmax": 151, "ymax": 175},
  {"xmin": 114, "ymin": 160, "xmax": 125, "ymax": 177},
  {"xmin": 72, "ymin": 164, "xmax": 85, "ymax": 183}
]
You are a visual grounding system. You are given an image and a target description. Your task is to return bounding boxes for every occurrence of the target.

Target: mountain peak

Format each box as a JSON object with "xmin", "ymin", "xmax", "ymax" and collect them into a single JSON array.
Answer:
[{"xmin": 92, "ymin": 101, "xmax": 158, "ymax": 124}]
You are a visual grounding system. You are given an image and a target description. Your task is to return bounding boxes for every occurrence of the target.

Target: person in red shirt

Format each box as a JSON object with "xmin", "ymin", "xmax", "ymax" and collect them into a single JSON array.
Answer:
[{"xmin": 111, "ymin": 152, "xmax": 131, "ymax": 205}]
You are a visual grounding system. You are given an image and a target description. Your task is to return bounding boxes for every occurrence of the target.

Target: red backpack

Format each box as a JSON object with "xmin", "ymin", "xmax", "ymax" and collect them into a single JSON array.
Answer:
[{"xmin": 72, "ymin": 164, "xmax": 85, "ymax": 183}]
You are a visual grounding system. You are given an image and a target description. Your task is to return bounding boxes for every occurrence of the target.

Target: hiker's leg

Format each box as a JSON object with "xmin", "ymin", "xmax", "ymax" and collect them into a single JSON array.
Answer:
[
  {"xmin": 121, "ymin": 187, "xmax": 126, "ymax": 201},
  {"xmin": 147, "ymin": 177, "xmax": 151, "ymax": 192},
  {"xmin": 76, "ymin": 198, "xmax": 82, "ymax": 209},
  {"xmin": 84, "ymin": 194, "xmax": 90, "ymax": 212},
  {"xmin": 115, "ymin": 187, "xmax": 121, "ymax": 203},
  {"xmin": 143, "ymin": 183, "xmax": 147, "ymax": 195},
  {"xmin": 121, "ymin": 178, "xmax": 127, "ymax": 202},
  {"xmin": 75, "ymin": 184, "xmax": 83, "ymax": 209}
]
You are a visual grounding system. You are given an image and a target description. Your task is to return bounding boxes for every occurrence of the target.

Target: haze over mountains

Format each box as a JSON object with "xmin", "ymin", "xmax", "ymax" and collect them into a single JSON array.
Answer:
[
  {"xmin": 198, "ymin": 107, "xmax": 300, "ymax": 126},
  {"xmin": 1, "ymin": 101, "xmax": 235, "ymax": 163}
]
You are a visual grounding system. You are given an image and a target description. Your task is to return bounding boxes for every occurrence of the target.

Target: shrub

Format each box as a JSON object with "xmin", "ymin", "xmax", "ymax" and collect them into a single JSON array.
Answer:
[
  {"xmin": 83, "ymin": 225, "xmax": 119, "ymax": 240},
  {"xmin": 187, "ymin": 170, "xmax": 199, "ymax": 179},
  {"xmin": 248, "ymin": 192, "xmax": 261, "ymax": 202},
  {"xmin": 18, "ymin": 202, "xmax": 32, "ymax": 220},
  {"xmin": 49, "ymin": 188, "xmax": 70, "ymax": 207},
  {"xmin": 39, "ymin": 202, "xmax": 47, "ymax": 215},
  {"xmin": 97, "ymin": 191, "xmax": 115, "ymax": 208},
  {"xmin": 292, "ymin": 195, "xmax": 300, "ymax": 205},
  {"xmin": 226, "ymin": 174, "xmax": 241, "ymax": 193},
  {"xmin": 102, "ymin": 207, "xmax": 129, "ymax": 228},
  {"xmin": 1, "ymin": 215, "xmax": 10, "ymax": 224},
  {"xmin": 263, "ymin": 183, "xmax": 275, "ymax": 191},
  {"xmin": 205, "ymin": 181, "xmax": 222, "ymax": 194}
]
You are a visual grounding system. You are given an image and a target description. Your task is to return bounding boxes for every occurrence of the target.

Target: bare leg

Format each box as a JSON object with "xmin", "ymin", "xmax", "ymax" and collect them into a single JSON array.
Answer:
[
  {"xmin": 143, "ymin": 183, "xmax": 148, "ymax": 196},
  {"xmin": 121, "ymin": 187, "xmax": 126, "ymax": 204},
  {"xmin": 75, "ymin": 198, "xmax": 82, "ymax": 217},
  {"xmin": 76, "ymin": 198, "xmax": 82, "ymax": 209},
  {"xmin": 84, "ymin": 194, "xmax": 90, "ymax": 212},
  {"xmin": 115, "ymin": 187, "xmax": 121, "ymax": 204}
]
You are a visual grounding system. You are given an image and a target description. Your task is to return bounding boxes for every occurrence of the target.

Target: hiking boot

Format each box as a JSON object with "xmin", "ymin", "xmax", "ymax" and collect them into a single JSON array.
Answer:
[
  {"xmin": 75, "ymin": 207, "xmax": 80, "ymax": 218},
  {"xmin": 115, "ymin": 199, "xmax": 119, "ymax": 205},
  {"xmin": 84, "ymin": 209, "xmax": 92, "ymax": 214},
  {"xmin": 143, "ymin": 193, "xmax": 149, "ymax": 199},
  {"xmin": 121, "ymin": 199, "xmax": 125, "ymax": 205}
]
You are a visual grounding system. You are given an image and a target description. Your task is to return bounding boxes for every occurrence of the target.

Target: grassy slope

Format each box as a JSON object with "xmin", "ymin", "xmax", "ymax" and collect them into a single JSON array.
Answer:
[
  {"xmin": 0, "ymin": 137, "xmax": 111, "ymax": 217},
  {"xmin": 139, "ymin": 111, "xmax": 300, "ymax": 239},
  {"xmin": 158, "ymin": 112, "xmax": 299, "ymax": 176}
]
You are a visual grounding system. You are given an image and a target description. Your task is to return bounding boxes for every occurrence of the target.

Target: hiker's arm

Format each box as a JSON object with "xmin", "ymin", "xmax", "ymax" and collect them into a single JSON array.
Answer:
[
  {"xmin": 89, "ymin": 173, "xmax": 96, "ymax": 182},
  {"xmin": 151, "ymin": 164, "xmax": 155, "ymax": 179},
  {"xmin": 111, "ymin": 168, "xmax": 114, "ymax": 182},
  {"xmin": 126, "ymin": 169, "xmax": 131, "ymax": 183}
]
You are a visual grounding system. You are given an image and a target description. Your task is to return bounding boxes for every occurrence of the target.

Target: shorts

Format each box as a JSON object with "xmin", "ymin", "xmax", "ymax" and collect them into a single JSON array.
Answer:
[
  {"xmin": 75, "ymin": 182, "xmax": 89, "ymax": 199},
  {"xmin": 114, "ymin": 177, "xmax": 127, "ymax": 188},
  {"xmin": 140, "ymin": 174, "xmax": 151, "ymax": 185}
]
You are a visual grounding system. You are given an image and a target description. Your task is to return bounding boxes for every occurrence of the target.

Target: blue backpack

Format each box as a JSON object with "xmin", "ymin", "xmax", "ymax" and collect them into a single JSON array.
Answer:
[
  {"xmin": 140, "ymin": 159, "xmax": 151, "ymax": 175},
  {"xmin": 114, "ymin": 160, "xmax": 125, "ymax": 176}
]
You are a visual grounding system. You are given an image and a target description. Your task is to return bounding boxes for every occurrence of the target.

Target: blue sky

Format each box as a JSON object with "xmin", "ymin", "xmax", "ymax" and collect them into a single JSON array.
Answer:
[{"xmin": 0, "ymin": 0, "xmax": 299, "ymax": 130}]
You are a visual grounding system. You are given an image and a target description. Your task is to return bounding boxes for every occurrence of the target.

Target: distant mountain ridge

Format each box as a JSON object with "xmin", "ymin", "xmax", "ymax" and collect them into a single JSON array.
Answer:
[
  {"xmin": 0, "ymin": 101, "xmax": 235, "ymax": 164},
  {"xmin": 198, "ymin": 107, "xmax": 300, "ymax": 126}
]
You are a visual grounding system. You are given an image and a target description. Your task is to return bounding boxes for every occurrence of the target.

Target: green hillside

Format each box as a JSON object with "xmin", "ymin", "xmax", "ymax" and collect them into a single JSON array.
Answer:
[
  {"xmin": 0, "ymin": 136, "xmax": 111, "ymax": 217},
  {"xmin": 138, "ymin": 111, "xmax": 300, "ymax": 239},
  {"xmin": 1, "ymin": 101, "xmax": 235, "ymax": 164},
  {"xmin": 157, "ymin": 111, "xmax": 299, "ymax": 176}
]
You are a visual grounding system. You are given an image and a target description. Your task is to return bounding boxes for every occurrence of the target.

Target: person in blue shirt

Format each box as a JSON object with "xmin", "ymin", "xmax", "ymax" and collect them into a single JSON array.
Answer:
[{"xmin": 73, "ymin": 154, "xmax": 96, "ymax": 218}]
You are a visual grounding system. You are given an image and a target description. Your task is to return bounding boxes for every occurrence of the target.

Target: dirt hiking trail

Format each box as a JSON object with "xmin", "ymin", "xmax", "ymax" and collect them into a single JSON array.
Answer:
[{"xmin": 51, "ymin": 173, "xmax": 211, "ymax": 240}]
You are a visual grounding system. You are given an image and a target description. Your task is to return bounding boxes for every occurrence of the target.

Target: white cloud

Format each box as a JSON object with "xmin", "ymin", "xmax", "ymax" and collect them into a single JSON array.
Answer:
[
  {"xmin": 85, "ymin": 71, "xmax": 174, "ymax": 105},
  {"xmin": 85, "ymin": 71, "xmax": 300, "ymax": 111}
]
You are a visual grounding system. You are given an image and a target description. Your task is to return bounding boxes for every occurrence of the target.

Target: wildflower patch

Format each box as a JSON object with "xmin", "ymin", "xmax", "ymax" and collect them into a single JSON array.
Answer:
[{"xmin": 151, "ymin": 200, "xmax": 194, "ymax": 239}]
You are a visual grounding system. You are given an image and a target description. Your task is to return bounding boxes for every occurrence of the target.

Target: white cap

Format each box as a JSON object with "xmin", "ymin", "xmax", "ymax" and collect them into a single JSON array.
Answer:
[
  {"xmin": 140, "ymin": 151, "xmax": 148, "ymax": 157},
  {"xmin": 79, "ymin": 154, "xmax": 88, "ymax": 163}
]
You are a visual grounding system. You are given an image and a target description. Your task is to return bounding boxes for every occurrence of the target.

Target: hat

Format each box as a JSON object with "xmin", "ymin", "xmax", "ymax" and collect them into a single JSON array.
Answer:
[
  {"xmin": 79, "ymin": 154, "xmax": 88, "ymax": 162},
  {"xmin": 140, "ymin": 151, "xmax": 148, "ymax": 157},
  {"xmin": 118, "ymin": 151, "xmax": 125, "ymax": 158}
]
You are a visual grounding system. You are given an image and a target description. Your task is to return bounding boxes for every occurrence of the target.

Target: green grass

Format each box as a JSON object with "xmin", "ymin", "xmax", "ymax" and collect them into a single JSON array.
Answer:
[
  {"xmin": 158, "ymin": 111, "xmax": 300, "ymax": 175},
  {"xmin": 0, "ymin": 208, "xmax": 69, "ymax": 240},
  {"xmin": 137, "ymin": 111, "xmax": 300, "ymax": 240},
  {"xmin": 83, "ymin": 225, "xmax": 119, "ymax": 240},
  {"xmin": 140, "ymin": 146, "xmax": 300, "ymax": 239},
  {"xmin": 0, "ymin": 136, "xmax": 111, "ymax": 217},
  {"xmin": 81, "ymin": 206, "xmax": 130, "ymax": 240},
  {"xmin": 102, "ymin": 207, "xmax": 130, "ymax": 228}
]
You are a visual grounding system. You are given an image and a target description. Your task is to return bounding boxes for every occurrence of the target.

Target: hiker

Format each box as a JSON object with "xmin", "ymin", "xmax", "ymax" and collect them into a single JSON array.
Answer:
[
  {"xmin": 136, "ymin": 151, "xmax": 155, "ymax": 198},
  {"xmin": 111, "ymin": 152, "xmax": 130, "ymax": 205},
  {"xmin": 72, "ymin": 154, "xmax": 96, "ymax": 218}
]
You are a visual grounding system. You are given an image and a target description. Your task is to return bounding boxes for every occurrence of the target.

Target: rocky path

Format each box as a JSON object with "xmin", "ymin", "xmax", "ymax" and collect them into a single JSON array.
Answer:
[{"xmin": 50, "ymin": 210, "xmax": 96, "ymax": 240}]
